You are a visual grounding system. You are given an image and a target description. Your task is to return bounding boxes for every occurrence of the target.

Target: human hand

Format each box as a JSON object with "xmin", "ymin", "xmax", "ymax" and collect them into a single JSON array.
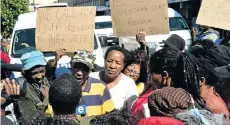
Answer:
[
  {"xmin": 40, "ymin": 86, "xmax": 49, "ymax": 99},
  {"xmin": 55, "ymin": 48, "xmax": 67, "ymax": 62},
  {"xmin": 192, "ymin": 27, "xmax": 199, "ymax": 36},
  {"xmin": 136, "ymin": 32, "xmax": 147, "ymax": 46},
  {"xmin": 1, "ymin": 78, "xmax": 20, "ymax": 105},
  {"xmin": 2, "ymin": 78, "xmax": 20, "ymax": 96}
]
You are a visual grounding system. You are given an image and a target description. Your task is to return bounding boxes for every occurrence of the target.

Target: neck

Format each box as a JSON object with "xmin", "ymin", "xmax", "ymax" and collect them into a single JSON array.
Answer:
[
  {"xmin": 103, "ymin": 71, "xmax": 121, "ymax": 84},
  {"xmin": 200, "ymin": 84, "xmax": 213, "ymax": 98},
  {"xmin": 81, "ymin": 80, "xmax": 88, "ymax": 90}
]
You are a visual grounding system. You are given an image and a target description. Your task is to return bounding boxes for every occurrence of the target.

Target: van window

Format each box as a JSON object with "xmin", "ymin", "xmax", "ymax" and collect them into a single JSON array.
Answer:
[
  {"xmin": 169, "ymin": 17, "xmax": 189, "ymax": 31},
  {"xmin": 95, "ymin": 21, "xmax": 112, "ymax": 29},
  {"xmin": 12, "ymin": 28, "xmax": 98, "ymax": 57}
]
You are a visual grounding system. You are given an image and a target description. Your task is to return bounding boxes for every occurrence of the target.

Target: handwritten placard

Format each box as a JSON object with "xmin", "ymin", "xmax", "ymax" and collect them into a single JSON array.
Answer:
[
  {"xmin": 36, "ymin": 7, "xmax": 96, "ymax": 52},
  {"xmin": 110, "ymin": 0, "xmax": 169, "ymax": 37},
  {"xmin": 196, "ymin": 0, "xmax": 230, "ymax": 30}
]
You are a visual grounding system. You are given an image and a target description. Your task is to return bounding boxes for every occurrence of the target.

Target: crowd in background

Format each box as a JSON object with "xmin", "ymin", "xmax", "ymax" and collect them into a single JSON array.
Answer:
[{"xmin": 0, "ymin": 26, "xmax": 230, "ymax": 125}]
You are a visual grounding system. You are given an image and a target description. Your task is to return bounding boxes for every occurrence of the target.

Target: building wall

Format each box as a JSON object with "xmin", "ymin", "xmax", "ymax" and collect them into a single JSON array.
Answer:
[
  {"xmin": 75, "ymin": 0, "xmax": 105, "ymax": 6},
  {"xmin": 58, "ymin": 0, "xmax": 75, "ymax": 6},
  {"xmin": 61, "ymin": 0, "xmax": 105, "ymax": 6},
  {"xmin": 29, "ymin": 0, "xmax": 58, "ymax": 11}
]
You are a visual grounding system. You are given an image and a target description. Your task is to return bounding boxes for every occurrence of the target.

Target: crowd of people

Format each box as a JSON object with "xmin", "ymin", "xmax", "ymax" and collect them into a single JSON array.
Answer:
[{"xmin": 1, "ymin": 27, "xmax": 230, "ymax": 125}]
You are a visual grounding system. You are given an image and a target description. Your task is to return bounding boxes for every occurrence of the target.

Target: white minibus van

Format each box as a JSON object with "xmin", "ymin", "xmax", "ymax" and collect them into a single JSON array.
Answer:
[{"xmin": 9, "ymin": 12, "xmax": 105, "ymax": 77}]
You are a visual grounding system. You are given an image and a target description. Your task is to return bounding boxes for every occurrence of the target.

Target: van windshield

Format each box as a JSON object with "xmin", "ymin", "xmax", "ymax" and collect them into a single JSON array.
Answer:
[
  {"xmin": 169, "ymin": 17, "xmax": 189, "ymax": 31},
  {"xmin": 95, "ymin": 21, "xmax": 112, "ymax": 29},
  {"xmin": 12, "ymin": 28, "xmax": 98, "ymax": 58}
]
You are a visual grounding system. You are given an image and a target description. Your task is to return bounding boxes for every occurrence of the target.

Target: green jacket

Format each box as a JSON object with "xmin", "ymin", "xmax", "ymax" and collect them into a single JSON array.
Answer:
[{"xmin": 15, "ymin": 77, "xmax": 50, "ymax": 122}]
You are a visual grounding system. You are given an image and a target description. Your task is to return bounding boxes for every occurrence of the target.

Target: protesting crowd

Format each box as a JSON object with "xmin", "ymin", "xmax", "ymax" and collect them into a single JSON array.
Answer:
[
  {"xmin": 1, "ymin": 24, "xmax": 230, "ymax": 125},
  {"xmin": 1, "ymin": 0, "xmax": 230, "ymax": 124}
]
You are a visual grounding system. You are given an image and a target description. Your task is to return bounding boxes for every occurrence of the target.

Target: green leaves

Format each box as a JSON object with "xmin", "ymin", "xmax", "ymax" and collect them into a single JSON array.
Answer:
[{"xmin": 1, "ymin": 0, "xmax": 28, "ymax": 38}]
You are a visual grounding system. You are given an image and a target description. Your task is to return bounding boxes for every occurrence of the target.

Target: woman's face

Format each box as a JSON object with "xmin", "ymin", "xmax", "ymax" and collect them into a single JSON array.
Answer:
[
  {"xmin": 105, "ymin": 50, "xmax": 125, "ymax": 80},
  {"xmin": 124, "ymin": 64, "xmax": 141, "ymax": 82}
]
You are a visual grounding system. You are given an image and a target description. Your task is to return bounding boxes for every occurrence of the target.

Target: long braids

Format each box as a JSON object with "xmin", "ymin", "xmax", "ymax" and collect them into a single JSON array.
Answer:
[
  {"xmin": 149, "ymin": 47, "xmax": 201, "ymax": 99},
  {"xmin": 172, "ymin": 52, "xmax": 200, "ymax": 99},
  {"xmin": 189, "ymin": 40, "xmax": 230, "ymax": 67}
]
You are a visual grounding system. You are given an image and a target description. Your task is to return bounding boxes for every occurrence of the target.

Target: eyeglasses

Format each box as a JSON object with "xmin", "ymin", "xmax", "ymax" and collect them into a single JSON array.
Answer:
[{"xmin": 124, "ymin": 68, "xmax": 140, "ymax": 77}]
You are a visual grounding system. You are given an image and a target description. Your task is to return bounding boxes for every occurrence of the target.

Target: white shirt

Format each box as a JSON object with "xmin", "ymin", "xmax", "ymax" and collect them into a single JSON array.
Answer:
[{"xmin": 90, "ymin": 72, "xmax": 139, "ymax": 109}]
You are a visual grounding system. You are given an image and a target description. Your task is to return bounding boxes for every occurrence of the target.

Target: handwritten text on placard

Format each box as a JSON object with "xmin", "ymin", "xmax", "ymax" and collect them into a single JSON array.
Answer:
[
  {"xmin": 36, "ymin": 7, "xmax": 96, "ymax": 52},
  {"xmin": 196, "ymin": 0, "xmax": 230, "ymax": 30},
  {"xmin": 110, "ymin": 0, "xmax": 169, "ymax": 37}
]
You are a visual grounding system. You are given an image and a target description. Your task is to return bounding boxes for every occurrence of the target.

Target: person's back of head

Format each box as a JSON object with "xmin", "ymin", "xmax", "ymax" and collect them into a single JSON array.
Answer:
[
  {"xmin": 149, "ymin": 47, "xmax": 201, "ymax": 99},
  {"xmin": 190, "ymin": 39, "xmax": 215, "ymax": 50},
  {"xmin": 221, "ymin": 30, "xmax": 230, "ymax": 47},
  {"xmin": 163, "ymin": 34, "xmax": 185, "ymax": 51},
  {"xmin": 148, "ymin": 87, "xmax": 193, "ymax": 117},
  {"xmin": 90, "ymin": 109, "xmax": 134, "ymax": 125},
  {"xmin": 22, "ymin": 114, "xmax": 80, "ymax": 125},
  {"xmin": 189, "ymin": 40, "xmax": 230, "ymax": 67},
  {"xmin": 49, "ymin": 73, "xmax": 82, "ymax": 115}
]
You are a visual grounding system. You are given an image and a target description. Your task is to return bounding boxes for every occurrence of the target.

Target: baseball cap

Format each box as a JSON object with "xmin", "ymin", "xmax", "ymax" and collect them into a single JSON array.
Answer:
[
  {"xmin": 214, "ymin": 64, "xmax": 230, "ymax": 78},
  {"xmin": 71, "ymin": 50, "xmax": 96, "ymax": 69},
  {"xmin": 20, "ymin": 51, "xmax": 47, "ymax": 70}
]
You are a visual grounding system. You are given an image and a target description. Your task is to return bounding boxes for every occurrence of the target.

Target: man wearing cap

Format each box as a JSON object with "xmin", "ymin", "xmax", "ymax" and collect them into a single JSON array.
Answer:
[
  {"xmin": 46, "ymin": 50, "xmax": 115, "ymax": 117},
  {"xmin": 10, "ymin": 51, "xmax": 50, "ymax": 122}
]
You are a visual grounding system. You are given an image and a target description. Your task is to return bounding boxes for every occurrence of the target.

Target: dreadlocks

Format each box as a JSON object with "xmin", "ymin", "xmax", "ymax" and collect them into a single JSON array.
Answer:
[
  {"xmin": 149, "ymin": 47, "xmax": 201, "ymax": 99},
  {"xmin": 189, "ymin": 41, "xmax": 230, "ymax": 67},
  {"xmin": 190, "ymin": 39, "xmax": 215, "ymax": 50}
]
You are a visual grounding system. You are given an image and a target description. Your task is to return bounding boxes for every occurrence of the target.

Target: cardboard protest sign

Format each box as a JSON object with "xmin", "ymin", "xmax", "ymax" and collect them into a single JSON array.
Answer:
[
  {"xmin": 196, "ymin": 0, "xmax": 230, "ymax": 31},
  {"xmin": 110, "ymin": 0, "xmax": 169, "ymax": 37},
  {"xmin": 36, "ymin": 7, "xmax": 96, "ymax": 52}
]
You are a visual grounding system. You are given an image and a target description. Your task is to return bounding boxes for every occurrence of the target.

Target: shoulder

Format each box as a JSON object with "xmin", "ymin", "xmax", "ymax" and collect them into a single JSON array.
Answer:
[
  {"xmin": 121, "ymin": 74, "xmax": 136, "ymax": 85},
  {"xmin": 88, "ymin": 77, "xmax": 107, "ymax": 89},
  {"xmin": 89, "ymin": 72, "xmax": 100, "ymax": 79}
]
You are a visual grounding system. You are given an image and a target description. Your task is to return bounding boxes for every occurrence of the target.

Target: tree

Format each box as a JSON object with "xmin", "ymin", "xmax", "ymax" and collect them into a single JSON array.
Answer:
[{"xmin": 1, "ymin": 0, "xmax": 28, "ymax": 38}]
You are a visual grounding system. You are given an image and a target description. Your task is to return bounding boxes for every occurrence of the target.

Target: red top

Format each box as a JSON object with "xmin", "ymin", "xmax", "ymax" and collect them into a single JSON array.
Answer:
[
  {"xmin": 131, "ymin": 89, "xmax": 153, "ymax": 121},
  {"xmin": 0, "ymin": 51, "xmax": 10, "ymax": 64},
  {"xmin": 138, "ymin": 116, "xmax": 185, "ymax": 125}
]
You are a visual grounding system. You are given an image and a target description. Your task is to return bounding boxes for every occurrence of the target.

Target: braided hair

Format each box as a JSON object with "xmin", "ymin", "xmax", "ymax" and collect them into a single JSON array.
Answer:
[
  {"xmin": 124, "ymin": 50, "xmax": 149, "ymax": 83},
  {"xmin": 149, "ymin": 47, "xmax": 201, "ymax": 99},
  {"xmin": 189, "ymin": 40, "xmax": 230, "ymax": 67},
  {"xmin": 190, "ymin": 39, "xmax": 215, "ymax": 50}
]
